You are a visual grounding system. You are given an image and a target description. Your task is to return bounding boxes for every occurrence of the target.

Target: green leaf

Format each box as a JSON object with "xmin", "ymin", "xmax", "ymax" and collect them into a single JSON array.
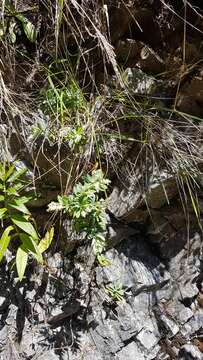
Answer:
[
  {"xmin": 8, "ymin": 198, "xmax": 30, "ymax": 215},
  {"xmin": 0, "ymin": 195, "xmax": 5, "ymax": 202},
  {"xmin": 8, "ymin": 167, "xmax": 27, "ymax": 183},
  {"xmin": 16, "ymin": 246, "xmax": 28, "ymax": 281},
  {"xmin": 16, "ymin": 14, "xmax": 37, "ymax": 42},
  {"xmin": 5, "ymin": 164, "xmax": 15, "ymax": 181},
  {"xmin": 5, "ymin": 0, "xmax": 15, "ymax": 12},
  {"xmin": 11, "ymin": 214, "xmax": 39, "ymax": 240},
  {"xmin": 20, "ymin": 234, "xmax": 43, "ymax": 264},
  {"xmin": 13, "ymin": 182, "xmax": 24, "ymax": 192},
  {"xmin": 97, "ymin": 255, "xmax": 111, "ymax": 267},
  {"xmin": 0, "ymin": 208, "xmax": 7, "ymax": 220},
  {"xmin": 0, "ymin": 225, "xmax": 14, "ymax": 262},
  {"xmin": 0, "ymin": 164, "xmax": 5, "ymax": 179},
  {"xmin": 6, "ymin": 187, "xmax": 18, "ymax": 195},
  {"xmin": 38, "ymin": 227, "xmax": 54, "ymax": 254}
]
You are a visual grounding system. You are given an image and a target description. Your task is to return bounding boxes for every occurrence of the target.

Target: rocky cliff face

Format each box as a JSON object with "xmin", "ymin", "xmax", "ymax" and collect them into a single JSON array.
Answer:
[
  {"xmin": 0, "ymin": 1, "xmax": 203, "ymax": 359},
  {"xmin": 0, "ymin": 183, "xmax": 202, "ymax": 360}
]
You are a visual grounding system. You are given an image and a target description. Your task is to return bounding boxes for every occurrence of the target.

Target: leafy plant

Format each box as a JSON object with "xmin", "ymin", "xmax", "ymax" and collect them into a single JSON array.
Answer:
[
  {"xmin": 2, "ymin": 0, "xmax": 38, "ymax": 43},
  {"xmin": 48, "ymin": 169, "xmax": 110, "ymax": 256},
  {"xmin": 64, "ymin": 125, "xmax": 87, "ymax": 151},
  {"xmin": 0, "ymin": 162, "xmax": 54, "ymax": 280},
  {"xmin": 40, "ymin": 83, "xmax": 86, "ymax": 123},
  {"xmin": 105, "ymin": 283, "xmax": 124, "ymax": 302},
  {"xmin": 97, "ymin": 254, "xmax": 111, "ymax": 267}
]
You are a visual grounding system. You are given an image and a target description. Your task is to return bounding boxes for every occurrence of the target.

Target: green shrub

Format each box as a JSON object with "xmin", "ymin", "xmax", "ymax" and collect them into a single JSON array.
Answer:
[
  {"xmin": 48, "ymin": 169, "xmax": 110, "ymax": 256},
  {"xmin": 0, "ymin": 162, "xmax": 53, "ymax": 280}
]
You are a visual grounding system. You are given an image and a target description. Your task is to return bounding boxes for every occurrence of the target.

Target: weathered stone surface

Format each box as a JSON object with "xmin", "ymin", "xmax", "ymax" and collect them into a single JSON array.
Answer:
[
  {"xmin": 108, "ymin": 170, "xmax": 178, "ymax": 222},
  {"xmin": 115, "ymin": 39, "xmax": 140, "ymax": 64},
  {"xmin": 147, "ymin": 206, "xmax": 200, "ymax": 259},
  {"xmin": 178, "ymin": 344, "xmax": 203, "ymax": 360},
  {"xmin": 0, "ymin": 218, "xmax": 202, "ymax": 360},
  {"xmin": 116, "ymin": 342, "xmax": 145, "ymax": 360},
  {"xmin": 177, "ymin": 70, "xmax": 203, "ymax": 117}
]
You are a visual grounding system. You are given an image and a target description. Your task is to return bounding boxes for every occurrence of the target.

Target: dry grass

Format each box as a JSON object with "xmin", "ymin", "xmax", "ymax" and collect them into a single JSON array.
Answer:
[{"xmin": 0, "ymin": 0, "xmax": 202, "ymax": 227}]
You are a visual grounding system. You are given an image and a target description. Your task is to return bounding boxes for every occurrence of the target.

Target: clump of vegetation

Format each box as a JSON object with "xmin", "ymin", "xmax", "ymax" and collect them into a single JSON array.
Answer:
[
  {"xmin": 48, "ymin": 169, "xmax": 110, "ymax": 257},
  {"xmin": 106, "ymin": 283, "xmax": 125, "ymax": 302},
  {"xmin": 0, "ymin": 162, "xmax": 54, "ymax": 280},
  {"xmin": 40, "ymin": 83, "xmax": 86, "ymax": 124}
]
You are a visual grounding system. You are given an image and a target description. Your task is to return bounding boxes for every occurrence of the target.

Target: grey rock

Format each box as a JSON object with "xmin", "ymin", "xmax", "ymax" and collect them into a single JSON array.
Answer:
[
  {"xmin": 163, "ymin": 301, "xmax": 194, "ymax": 325},
  {"xmin": 47, "ymin": 252, "xmax": 63, "ymax": 272},
  {"xmin": 19, "ymin": 330, "xmax": 37, "ymax": 357},
  {"xmin": 178, "ymin": 308, "xmax": 194, "ymax": 325},
  {"xmin": 0, "ymin": 327, "xmax": 8, "ymax": 352},
  {"xmin": 178, "ymin": 344, "xmax": 203, "ymax": 360},
  {"xmin": 116, "ymin": 342, "xmax": 145, "ymax": 360},
  {"xmin": 136, "ymin": 327, "xmax": 159, "ymax": 350},
  {"xmin": 181, "ymin": 313, "xmax": 203, "ymax": 337},
  {"xmin": 0, "ymin": 202, "xmax": 202, "ymax": 360},
  {"xmin": 0, "ymin": 298, "xmax": 6, "ymax": 309},
  {"xmin": 26, "ymin": 289, "xmax": 36, "ymax": 302},
  {"xmin": 126, "ymin": 68, "xmax": 157, "ymax": 94},
  {"xmin": 37, "ymin": 350, "xmax": 58, "ymax": 360},
  {"xmin": 48, "ymin": 299, "xmax": 81, "ymax": 325},
  {"xmin": 106, "ymin": 220, "xmax": 138, "ymax": 249},
  {"xmin": 33, "ymin": 303, "xmax": 45, "ymax": 323},
  {"xmin": 159, "ymin": 314, "xmax": 179, "ymax": 337},
  {"xmin": 108, "ymin": 170, "xmax": 178, "ymax": 223}
]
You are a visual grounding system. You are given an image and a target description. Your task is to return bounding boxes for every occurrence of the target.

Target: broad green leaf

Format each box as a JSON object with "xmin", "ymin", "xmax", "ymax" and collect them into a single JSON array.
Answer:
[
  {"xmin": 11, "ymin": 214, "xmax": 39, "ymax": 240},
  {"xmin": 8, "ymin": 167, "xmax": 27, "ymax": 183},
  {"xmin": 16, "ymin": 14, "xmax": 37, "ymax": 43},
  {"xmin": 38, "ymin": 227, "xmax": 54, "ymax": 254},
  {"xmin": 5, "ymin": 164, "xmax": 15, "ymax": 180},
  {"xmin": 0, "ymin": 195, "xmax": 5, "ymax": 202},
  {"xmin": 8, "ymin": 198, "xmax": 30, "ymax": 215},
  {"xmin": 16, "ymin": 246, "xmax": 28, "ymax": 281},
  {"xmin": 20, "ymin": 233, "xmax": 43, "ymax": 264},
  {"xmin": 0, "ymin": 208, "xmax": 7, "ymax": 220},
  {"xmin": 6, "ymin": 187, "xmax": 18, "ymax": 195},
  {"xmin": 0, "ymin": 225, "xmax": 13, "ymax": 262}
]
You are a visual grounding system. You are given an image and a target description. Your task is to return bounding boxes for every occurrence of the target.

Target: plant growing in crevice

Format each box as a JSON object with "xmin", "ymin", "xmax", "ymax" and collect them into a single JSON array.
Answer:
[
  {"xmin": 48, "ymin": 169, "xmax": 110, "ymax": 257},
  {"xmin": 40, "ymin": 82, "xmax": 86, "ymax": 124},
  {"xmin": 0, "ymin": 162, "xmax": 54, "ymax": 280},
  {"xmin": 105, "ymin": 283, "xmax": 124, "ymax": 302},
  {"xmin": 63, "ymin": 125, "xmax": 88, "ymax": 152}
]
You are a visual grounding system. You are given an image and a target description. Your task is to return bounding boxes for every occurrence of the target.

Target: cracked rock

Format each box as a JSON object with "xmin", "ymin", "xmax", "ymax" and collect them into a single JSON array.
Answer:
[{"xmin": 178, "ymin": 344, "xmax": 203, "ymax": 360}]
